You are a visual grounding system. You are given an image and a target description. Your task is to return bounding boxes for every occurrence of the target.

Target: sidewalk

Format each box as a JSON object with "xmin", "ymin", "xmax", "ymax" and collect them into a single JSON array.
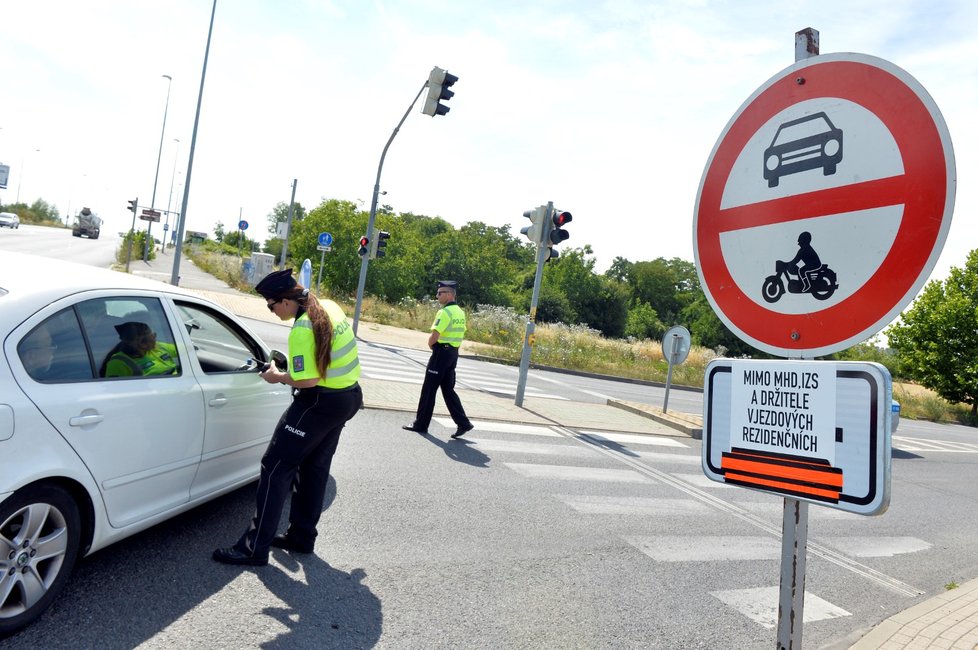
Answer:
[{"xmin": 128, "ymin": 254, "xmax": 978, "ymax": 650}]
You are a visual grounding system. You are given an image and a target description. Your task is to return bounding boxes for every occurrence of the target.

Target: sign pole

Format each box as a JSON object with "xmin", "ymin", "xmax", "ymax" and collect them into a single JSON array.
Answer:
[
  {"xmin": 317, "ymin": 249, "xmax": 326, "ymax": 293},
  {"xmin": 776, "ymin": 27, "xmax": 819, "ymax": 650},
  {"xmin": 663, "ymin": 334, "xmax": 679, "ymax": 413}
]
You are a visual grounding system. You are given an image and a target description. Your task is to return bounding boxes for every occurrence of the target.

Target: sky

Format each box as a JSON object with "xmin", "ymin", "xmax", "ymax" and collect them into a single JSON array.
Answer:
[{"xmin": 1, "ymin": 0, "xmax": 976, "ymax": 281}]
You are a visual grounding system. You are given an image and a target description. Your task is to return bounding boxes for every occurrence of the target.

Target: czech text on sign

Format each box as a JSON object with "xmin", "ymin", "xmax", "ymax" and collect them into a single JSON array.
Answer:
[
  {"xmin": 140, "ymin": 209, "xmax": 161, "ymax": 222},
  {"xmin": 702, "ymin": 359, "xmax": 891, "ymax": 515},
  {"xmin": 693, "ymin": 53, "xmax": 955, "ymax": 356}
]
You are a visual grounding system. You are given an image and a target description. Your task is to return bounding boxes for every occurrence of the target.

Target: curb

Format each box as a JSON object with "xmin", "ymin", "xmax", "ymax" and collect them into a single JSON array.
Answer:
[{"xmin": 607, "ymin": 399, "xmax": 703, "ymax": 439}]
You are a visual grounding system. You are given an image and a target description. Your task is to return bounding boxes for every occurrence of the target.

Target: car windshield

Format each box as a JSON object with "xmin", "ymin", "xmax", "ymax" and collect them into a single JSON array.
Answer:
[{"xmin": 772, "ymin": 115, "xmax": 833, "ymax": 146}]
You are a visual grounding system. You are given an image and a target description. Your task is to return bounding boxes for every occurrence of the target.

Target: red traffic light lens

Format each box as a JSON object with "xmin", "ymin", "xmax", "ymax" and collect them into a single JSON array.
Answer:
[
  {"xmin": 359, "ymin": 237, "xmax": 369, "ymax": 246},
  {"xmin": 553, "ymin": 211, "xmax": 572, "ymax": 227}
]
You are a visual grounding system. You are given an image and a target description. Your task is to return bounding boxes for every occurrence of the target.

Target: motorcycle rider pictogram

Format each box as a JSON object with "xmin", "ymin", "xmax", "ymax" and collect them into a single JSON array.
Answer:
[{"xmin": 762, "ymin": 232, "xmax": 839, "ymax": 303}]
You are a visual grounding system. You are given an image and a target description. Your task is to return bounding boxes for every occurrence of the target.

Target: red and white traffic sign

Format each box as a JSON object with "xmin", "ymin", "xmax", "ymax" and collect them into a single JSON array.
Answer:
[{"xmin": 694, "ymin": 53, "xmax": 955, "ymax": 357}]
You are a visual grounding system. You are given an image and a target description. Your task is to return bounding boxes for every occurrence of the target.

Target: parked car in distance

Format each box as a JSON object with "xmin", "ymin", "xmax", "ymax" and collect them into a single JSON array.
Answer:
[
  {"xmin": 0, "ymin": 251, "xmax": 291, "ymax": 637},
  {"xmin": 0, "ymin": 212, "xmax": 19, "ymax": 229}
]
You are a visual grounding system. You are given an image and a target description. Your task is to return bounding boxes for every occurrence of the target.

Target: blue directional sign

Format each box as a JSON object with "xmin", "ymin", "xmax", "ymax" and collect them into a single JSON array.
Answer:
[
  {"xmin": 318, "ymin": 232, "xmax": 333, "ymax": 247},
  {"xmin": 238, "ymin": 220, "xmax": 248, "ymax": 231}
]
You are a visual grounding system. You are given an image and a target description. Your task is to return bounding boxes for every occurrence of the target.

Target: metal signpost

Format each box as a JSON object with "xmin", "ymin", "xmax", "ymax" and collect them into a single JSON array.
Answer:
[
  {"xmin": 693, "ymin": 28, "xmax": 955, "ymax": 649},
  {"xmin": 661, "ymin": 325, "xmax": 691, "ymax": 413}
]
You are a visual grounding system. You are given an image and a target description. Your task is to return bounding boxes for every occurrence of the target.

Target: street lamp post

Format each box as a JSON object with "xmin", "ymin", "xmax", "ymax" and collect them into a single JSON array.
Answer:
[
  {"xmin": 163, "ymin": 138, "xmax": 180, "ymax": 254},
  {"xmin": 144, "ymin": 74, "xmax": 172, "ymax": 261},
  {"xmin": 171, "ymin": 0, "xmax": 217, "ymax": 286},
  {"xmin": 15, "ymin": 149, "xmax": 40, "ymax": 204}
]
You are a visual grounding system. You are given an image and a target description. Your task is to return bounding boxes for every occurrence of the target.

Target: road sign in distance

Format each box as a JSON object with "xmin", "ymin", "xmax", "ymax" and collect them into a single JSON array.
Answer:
[
  {"xmin": 662, "ymin": 326, "xmax": 691, "ymax": 365},
  {"xmin": 238, "ymin": 220, "xmax": 249, "ymax": 231},
  {"xmin": 318, "ymin": 232, "xmax": 333, "ymax": 247}
]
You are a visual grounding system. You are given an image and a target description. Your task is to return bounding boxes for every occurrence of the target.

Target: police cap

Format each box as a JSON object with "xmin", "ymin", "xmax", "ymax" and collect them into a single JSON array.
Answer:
[
  {"xmin": 437, "ymin": 280, "xmax": 458, "ymax": 291},
  {"xmin": 255, "ymin": 269, "xmax": 297, "ymax": 299},
  {"xmin": 115, "ymin": 321, "xmax": 151, "ymax": 340}
]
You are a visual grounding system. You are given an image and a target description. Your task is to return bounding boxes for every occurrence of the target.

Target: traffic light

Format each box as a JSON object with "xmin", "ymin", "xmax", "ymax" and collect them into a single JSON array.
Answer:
[
  {"xmin": 422, "ymin": 66, "xmax": 459, "ymax": 117},
  {"xmin": 543, "ymin": 210, "xmax": 572, "ymax": 261},
  {"xmin": 369, "ymin": 229, "xmax": 390, "ymax": 260},
  {"xmin": 127, "ymin": 198, "xmax": 138, "ymax": 214},
  {"xmin": 548, "ymin": 210, "xmax": 572, "ymax": 247},
  {"xmin": 520, "ymin": 206, "xmax": 546, "ymax": 245},
  {"xmin": 358, "ymin": 235, "xmax": 369, "ymax": 257}
]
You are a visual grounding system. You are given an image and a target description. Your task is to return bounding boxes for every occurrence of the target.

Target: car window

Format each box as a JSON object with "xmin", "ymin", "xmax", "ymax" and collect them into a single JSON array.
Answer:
[
  {"xmin": 75, "ymin": 297, "xmax": 182, "ymax": 379},
  {"xmin": 175, "ymin": 300, "xmax": 265, "ymax": 374},
  {"xmin": 18, "ymin": 309, "xmax": 93, "ymax": 382},
  {"xmin": 771, "ymin": 115, "xmax": 833, "ymax": 146}
]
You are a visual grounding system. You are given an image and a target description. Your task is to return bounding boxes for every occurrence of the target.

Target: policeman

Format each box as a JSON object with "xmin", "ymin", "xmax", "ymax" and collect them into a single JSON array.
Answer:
[
  {"xmin": 103, "ymin": 322, "xmax": 178, "ymax": 377},
  {"xmin": 213, "ymin": 269, "xmax": 362, "ymax": 566},
  {"xmin": 402, "ymin": 280, "xmax": 474, "ymax": 439}
]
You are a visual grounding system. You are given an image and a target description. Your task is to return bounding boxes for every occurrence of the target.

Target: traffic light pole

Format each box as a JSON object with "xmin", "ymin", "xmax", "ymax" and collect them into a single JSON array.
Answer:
[
  {"xmin": 515, "ymin": 202, "xmax": 554, "ymax": 407},
  {"xmin": 352, "ymin": 80, "xmax": 428, "ymax": 336}
]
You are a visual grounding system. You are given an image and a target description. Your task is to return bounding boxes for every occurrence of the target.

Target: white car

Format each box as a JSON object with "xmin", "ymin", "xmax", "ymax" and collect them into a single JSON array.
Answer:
[
  {"xmin": 0, "ymin": 252, "xmax": 291, "ymax": 637},
  {"xmin": 0, "ymin": 212, "xmax": 19, "ymax": 229}
]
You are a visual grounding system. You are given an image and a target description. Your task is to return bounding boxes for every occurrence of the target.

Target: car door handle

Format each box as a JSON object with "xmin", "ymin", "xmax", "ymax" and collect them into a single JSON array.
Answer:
[
  {"xmin": 69, "ymin": 414, "xmax": 104, "ymax": 427},
  {"xmin": 208, "ymin": 395, "xmax": 228, "ymax": 407}
]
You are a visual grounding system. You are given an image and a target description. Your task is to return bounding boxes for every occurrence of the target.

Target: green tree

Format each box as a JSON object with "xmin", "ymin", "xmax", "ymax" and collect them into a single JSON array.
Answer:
[
  {"xmin": 266, "ymin": 200, "xmax": 307, "ymax": 237},
  {"xmin": 625, "ymin": 302, "xmax": 666, "ymax": 340},
  {"xmin": 629, "ymin": 257, "xmax": 699, "ymax": 324},
  {"xmin": 887, "ymin": 250, "xmax": 978, "ymax": 416}
]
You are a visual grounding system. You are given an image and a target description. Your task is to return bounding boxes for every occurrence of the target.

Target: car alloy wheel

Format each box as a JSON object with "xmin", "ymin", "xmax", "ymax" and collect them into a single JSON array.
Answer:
[{"xmin": 0, "ymin": 485, "xmax": 81, "ymax": 638}]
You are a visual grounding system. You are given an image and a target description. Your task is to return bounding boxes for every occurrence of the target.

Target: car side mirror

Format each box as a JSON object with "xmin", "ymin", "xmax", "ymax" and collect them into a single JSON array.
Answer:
[{"xmin": 269, "ymin": 349, "xmax": 288, "ymax": 372}]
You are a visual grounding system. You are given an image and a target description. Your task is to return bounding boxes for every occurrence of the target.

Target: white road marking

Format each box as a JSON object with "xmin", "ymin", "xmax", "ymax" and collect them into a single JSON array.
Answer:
[
  {"xmin": 625, "ymin": 535, "xmax": 782, "ymax": 561},
  {"xmin": 432, "ymin": 418, "xmax": 560, "ymax": 436},
  {"xmin": 711, "ymin": 586, "xmax": 850, "ymax": 629},
  {"xmin": 672, "ymin": 473, "xmax": 737, "ymax": 489},
  {"xmin": 577, "ymin": 431, "xmax": 688, "ymax": 447},
  {"xmin": 820, "ymin": 536, "xmax": 932, "ymax": 557},
  {"xmin": 504, "ymin": 462, "xmax": 654, "ymax": 483},
  {"xmin": 893, "ymin": 436, "xmax": 978, "ymax": 453},
  {"xmin": 555, "ymin": 495, "xmax": 710, "ymax": 516},
  {"xmin": 467, "ymin": 438, "xmax": 597, "ymax": 457}
]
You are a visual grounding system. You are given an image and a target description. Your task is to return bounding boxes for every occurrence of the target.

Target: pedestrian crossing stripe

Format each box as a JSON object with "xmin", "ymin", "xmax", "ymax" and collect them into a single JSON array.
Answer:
[
  {"xmin": 504, "ymin": 462, "xmax": 655, "ymax": 483},
  {"xmin": 711, "ymin": 587, "xmax": 850, "ymax": 629}
]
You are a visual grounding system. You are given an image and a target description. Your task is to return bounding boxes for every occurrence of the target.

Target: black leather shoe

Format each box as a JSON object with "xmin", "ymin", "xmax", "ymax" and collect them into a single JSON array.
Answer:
[
  {"xmin": 212, "ymin": 547, "xmax": 268, "ymax": 566},
  {"xmin": 270, "ymin": 535, "xmax": 315, "ymax": 554},
  {"xmin": 402, "ymin": 424, "xmax": 428, "ymax": 434},
  {"xmin": 451, "ymin": 423, "xmax": 474, "ymax": 439}
]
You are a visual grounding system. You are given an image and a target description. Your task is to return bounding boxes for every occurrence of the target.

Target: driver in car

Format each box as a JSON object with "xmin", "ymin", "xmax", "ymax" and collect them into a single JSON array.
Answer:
[{"xmin": 102, "ymin": 322, "xmax": 179, "ymax": 377}]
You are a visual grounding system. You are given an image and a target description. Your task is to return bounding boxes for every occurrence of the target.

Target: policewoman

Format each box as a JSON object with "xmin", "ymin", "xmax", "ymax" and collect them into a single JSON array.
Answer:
[
  {"xmin": 213, "ymin": 269, "xmax": 362, "ymax": 566},
  {"xmin": 402, "ymin": 280, "xmax": 474, "ymax": 439}
]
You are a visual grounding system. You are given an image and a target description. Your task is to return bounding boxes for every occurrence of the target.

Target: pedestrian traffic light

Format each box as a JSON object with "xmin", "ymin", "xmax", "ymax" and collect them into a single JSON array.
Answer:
[
  {"xmin": 128, "ymin": 198, "xmax": 138, "ymax": 214},
  {"xmin": 358, "ymin": 235, "xmax": 369, "ymax": 257},
  {"xmin": 422, "ymin": 66, "xmax": 459, "ymax": 117},
  {"xmin": 369, "ymin": 229, "xmax": 390, "ymax": 260},
  {"xmin": 520, "ymin": 206, "xmax": 546, "ymax": 245}
]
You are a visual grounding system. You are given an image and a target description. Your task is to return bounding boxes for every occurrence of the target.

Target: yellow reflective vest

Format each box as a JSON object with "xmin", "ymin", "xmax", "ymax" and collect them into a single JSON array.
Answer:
[{"xmin": 289, "ymin": 300, "xmax": 360, "ymax": 389}]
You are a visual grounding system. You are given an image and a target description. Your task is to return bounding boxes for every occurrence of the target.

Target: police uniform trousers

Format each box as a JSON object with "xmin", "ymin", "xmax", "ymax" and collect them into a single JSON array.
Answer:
[
  {"xmin": 234, "ymin": 384, "xmax": 362, "ymax": 557},
  {"xmin": 412, "ymin": 343, "xmax": 470, "ymax": 431}
]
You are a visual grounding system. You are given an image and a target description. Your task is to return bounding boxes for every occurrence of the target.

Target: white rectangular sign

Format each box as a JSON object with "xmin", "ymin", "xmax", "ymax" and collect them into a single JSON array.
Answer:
[
  {"xmin": 730, "ymin": 361, "xmax": 837, "ymax": 465},
  {"xmin": 703, "ymin": 359, "xmax": 891, "ymax": 515}
]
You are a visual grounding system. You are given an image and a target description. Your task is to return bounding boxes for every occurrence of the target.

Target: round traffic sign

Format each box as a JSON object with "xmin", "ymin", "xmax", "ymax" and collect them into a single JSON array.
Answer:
[
  {"xmin": 694, "ymin": 53, "xmax": 955, "ymax": 357},
  {"xmin": 238, "ymin": 220, "xmax": 249, "ymax": 231},
  {"xmin": 318, "ymin": 232, "xmax": 333, "ymax": 247},
  {"xmin": 662, "ymin": 326, "xmax": 691, "ymax": 365}
]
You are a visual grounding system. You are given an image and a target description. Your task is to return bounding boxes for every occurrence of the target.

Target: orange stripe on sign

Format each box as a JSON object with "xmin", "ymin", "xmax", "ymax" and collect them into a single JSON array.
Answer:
[
  {"xmin": 723, "ymin": 472, "xmax": 842, "ymax": 502},
  {"xmin": 720, "ymin": 448, "xmax": 843, "ymax": 502},
  {"xmin": 722, "ymin": 455, "xmax": 844, "ymax": 489}
]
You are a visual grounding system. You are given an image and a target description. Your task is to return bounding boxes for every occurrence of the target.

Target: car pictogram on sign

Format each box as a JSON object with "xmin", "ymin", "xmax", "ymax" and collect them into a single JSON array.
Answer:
[{"xmin": 763, "ymin": 112, "xmax": 843, "ymax": 187}]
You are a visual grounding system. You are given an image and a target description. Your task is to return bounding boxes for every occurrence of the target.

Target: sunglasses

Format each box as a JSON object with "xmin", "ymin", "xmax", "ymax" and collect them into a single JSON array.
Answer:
[{"xmin": 266, "ymin": 298, "xmax": 283, "ymax": 311}]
